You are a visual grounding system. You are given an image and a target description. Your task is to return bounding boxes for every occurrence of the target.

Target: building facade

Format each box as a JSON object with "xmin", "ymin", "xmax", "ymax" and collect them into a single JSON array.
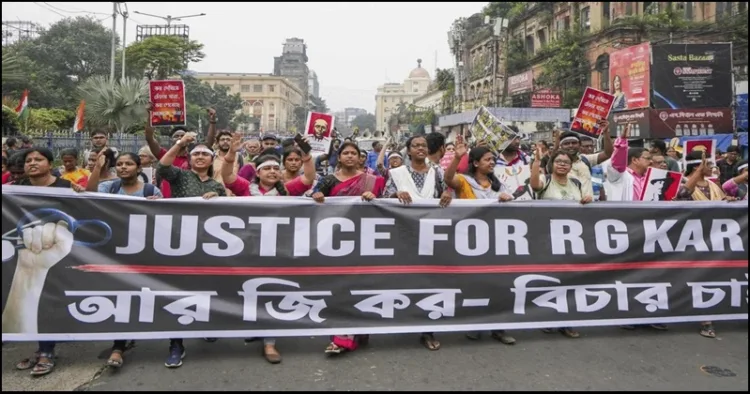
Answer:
[
  {"xmin": 193, "ymin": 72, "xmax": 305, "ymax": 132},
  {"xmin": 274, "ymin": 38, "xmax": 310, "ymax": 105},
  {"xmin": 308, "ymin": 70, "xmax": 320, "ymax": 99},
  {"xmin": 374, "ymin": 59, "xmax": 432, "ymax": 132},
  {"xmin": 450, "ymin": 2, "xmax": 747, "ymax": 113}
]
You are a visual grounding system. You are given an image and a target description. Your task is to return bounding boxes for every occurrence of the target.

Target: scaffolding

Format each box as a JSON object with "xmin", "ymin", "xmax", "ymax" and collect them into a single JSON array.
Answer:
[
  {"xmin": 135, "ymin": 24, "xmax": 189, "ymax": 42},
  {"xmin": 1, "ymin": 21, "xmax": 39, "ymax": 46}
]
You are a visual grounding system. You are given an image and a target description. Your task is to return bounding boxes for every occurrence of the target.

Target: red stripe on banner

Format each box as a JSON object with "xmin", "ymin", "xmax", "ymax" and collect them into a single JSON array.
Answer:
[{"xmin": 70, "ymin": 260, "xmax": 747, "ymax": 276}]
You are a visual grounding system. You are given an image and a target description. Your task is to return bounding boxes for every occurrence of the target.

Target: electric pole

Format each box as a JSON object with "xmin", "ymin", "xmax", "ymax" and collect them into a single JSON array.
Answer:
[
  {"xmin": 110, "ymin": 2, "xmax": 118, "ymax": 81},
  {"xmin": 121, "ymin": 3, "xmax": 129, "ymax": 80},
  {"xmin": 132, "ymin": 11, "xmax": 206, "ymax": 28}
]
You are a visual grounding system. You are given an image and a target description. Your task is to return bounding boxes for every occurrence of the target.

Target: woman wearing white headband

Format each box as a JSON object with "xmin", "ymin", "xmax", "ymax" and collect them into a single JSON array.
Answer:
[
  {"xmin": 155, "ymin": 133, "xmax": 226, "ymax": 369},
  {"xmin": 221, "ymin": 133, "xmax": 316, "ymax": 198},
  {"xmin": 722, "ymin": 160, "xmax": 748, "ymax": 201}
]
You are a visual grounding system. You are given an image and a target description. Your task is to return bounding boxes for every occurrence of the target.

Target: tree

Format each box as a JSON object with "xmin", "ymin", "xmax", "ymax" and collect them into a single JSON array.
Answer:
[
  {"xmin": 535, "ymin": 29, "xmax": 589, "ymax": 108},
  {"xmin": 229, "ymin": 113, "xmax": 255, "ymax": 131},
  {"xmin": 126, "ymin": 36, "xmax": 205, "ymax": 80},
  {"xmin": 2, "ymin": 105, "xmax": 20, "ymax": 136},
  {"xmin": 182, "ymin": 76, "xmax": 242, "ymax": 132},
  {"xmin": 27, "ymin": 108, "xmax": 74, "ymax": 130},
  {"xmin": 435, "ymin": 68, "xmax": 454, "ymax": 91},
  {"xmin": 351, "ymin": 113, "xmax": 376, "ymax": 132},
  {"xmin": 309, "ymin": 95, "xmax": 329, "ymax": 113},
  {"xmin": 77, "ymin": 76, "xmax": 149, "ymax": 135},
  {"xmin": 26, "ymin": 17, "xmax": 115, "ymax": 82},
  {"xmin": 1, "ymin": 52, "xmax": 25, "ymax": 85},
  {"xmin": 3, "ymin": 16, "xmax": 115, "ymax": 109}
]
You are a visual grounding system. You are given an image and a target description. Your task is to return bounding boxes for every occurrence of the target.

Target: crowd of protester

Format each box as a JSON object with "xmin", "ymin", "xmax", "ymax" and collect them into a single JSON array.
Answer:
[{"xmin": 1, "ymin": 108, "xmax": 747, "ymax": 377}]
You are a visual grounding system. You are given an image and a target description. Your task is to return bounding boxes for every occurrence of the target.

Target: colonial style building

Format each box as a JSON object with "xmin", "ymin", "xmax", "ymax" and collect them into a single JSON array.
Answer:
[
  {"xmin": 374, "ymin": 59, "xmax": 432, "ymax": 132},
  {"xmin": 193, "ymin": 72, "xmax": 305, "ymax": 132}
]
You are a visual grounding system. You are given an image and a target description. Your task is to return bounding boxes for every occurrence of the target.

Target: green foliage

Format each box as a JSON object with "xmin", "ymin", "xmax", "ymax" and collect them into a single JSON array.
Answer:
[
  {"xmin": 126, "ymin": 36, "xmax": 205, "ymax": 80},
  {"xmin": 505, "ymin": 39, "xmax": 528, "ymax": 76},
  {"xmin": 2, "ymin": 105, "xmax": 20, "ymax": 135},
  {"xmin": 77, "ymin": 76, "xmax": 149, "ymax": 135},
  {"xmin": 27, "ymin": 108, "xmax": 74, "ymax": 130},
  {"xmin": 533, "ymin": 29, "xmax": 589, "ymax": 108},
  {"xmin": 228, "ymin": 113, "xmax": 256, "ymax": 132},
  {"xmin": 351, "ymin": 113, "xmax": 376, "ymax": 132},
  {"xmin": 435, "ymin": 68, "xmax": 454, "ymax": 91},
  {"xmin": 1, "ymin": 52, "xmax": 25, "ymax": 85},
  {"xmin": 182, "ymin": 76, "xmax": 242, "ymax": 132},
  {"xmin": 293, "ymin": 106, "xmax": 307, "ymax": 133},
  {"xmin": 309, "ymin": 95, "xmax": 329, "ymax": 113},
  {"xmin": 2, "ymin": 16, "xmax": 116, "ymax": 108}
]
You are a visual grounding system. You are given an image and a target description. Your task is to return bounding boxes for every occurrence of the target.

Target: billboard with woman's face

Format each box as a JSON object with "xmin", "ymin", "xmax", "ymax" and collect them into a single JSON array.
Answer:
[{"xmin": 609, "ymin": 42, "xmax": 651, "ymax": 112}]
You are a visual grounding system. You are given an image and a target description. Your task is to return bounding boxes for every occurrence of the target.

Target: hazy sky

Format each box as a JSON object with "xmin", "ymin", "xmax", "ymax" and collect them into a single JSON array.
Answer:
[{"xmin": 2, "ymin": 2, "xmax": 487, "ymax": 113}]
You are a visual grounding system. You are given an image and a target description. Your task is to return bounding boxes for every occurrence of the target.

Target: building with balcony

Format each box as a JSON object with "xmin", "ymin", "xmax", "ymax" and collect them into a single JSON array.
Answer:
[
  {"xmin": 500, "ymin": 2, "xmax": 745, "ymax": 106},
  {"xmin": 193, "ymin": 72, "xmax": 305, "ymax": 132},
  {"xmin": 374, "ymin": 59, "xmax": 432, "ymax": 132}
]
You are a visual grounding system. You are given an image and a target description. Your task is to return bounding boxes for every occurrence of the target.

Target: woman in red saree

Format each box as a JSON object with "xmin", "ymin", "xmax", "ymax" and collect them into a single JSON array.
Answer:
[
  {"xmin": 312, "ymin": 142, "xmax": 386, "ymax": 202},
  {"xmin": 312, "ymin": 142, "xmax": 385, "ymax": 354}
]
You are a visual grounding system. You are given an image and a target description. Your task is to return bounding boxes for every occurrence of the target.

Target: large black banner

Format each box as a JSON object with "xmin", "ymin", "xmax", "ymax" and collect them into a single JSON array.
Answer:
[
  {"xmin": 1, "ymin": 186, "xmax": 748, "ymax": 341},
  {"xmin": 651, "ymin": 43, "xmax": 733, "ymax": 109}
]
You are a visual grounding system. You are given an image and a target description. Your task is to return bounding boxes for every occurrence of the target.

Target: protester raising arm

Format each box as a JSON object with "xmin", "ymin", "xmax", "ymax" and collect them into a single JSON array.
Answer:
[
  {"xmin": 298, "ymin": 137, "xmax": 317, "ymax": 186},
  {"xmin": 606, "ymin": 124, "xmax": 630, "ymax": 178},
  {"xmin": 222, "ymin": 132, "xmax": 242, "ymax": 186},
  {"xmin": 204, "ymin": 108, "xmax": 218, "ymax": 147},
  {"xmin": 444, "ymin": 141, "xmax": 466, "ymax": 190},
  {"xmin": 143, "ymin": 105, "xmax": 162, "ymax": 159},
  {"xmin": 596, "ymin": 121, "xmax": 615, "ymax": 163},
  {"xmin": 529, "ymin": 144, "xmax": 546, "ymax": 192}
]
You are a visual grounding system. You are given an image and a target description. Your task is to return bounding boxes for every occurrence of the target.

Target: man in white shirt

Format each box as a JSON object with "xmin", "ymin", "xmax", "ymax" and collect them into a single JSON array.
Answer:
[{"xmin": 554, "ymin": 126, "xmax": 614, "ymax": 198}]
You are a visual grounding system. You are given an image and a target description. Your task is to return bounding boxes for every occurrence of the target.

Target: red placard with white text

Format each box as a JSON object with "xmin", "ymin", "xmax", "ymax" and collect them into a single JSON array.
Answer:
[
  {"xmin": 570, "ymin": 87, "xmax": 615, "ymax": 137},
  {"xmin": 149, "ymin": 80, "xmax": 186, "ymax": 127}
]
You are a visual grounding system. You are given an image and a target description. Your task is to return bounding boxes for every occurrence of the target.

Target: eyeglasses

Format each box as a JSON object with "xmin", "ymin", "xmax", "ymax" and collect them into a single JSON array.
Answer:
[{"xmin": 554, "ymin": 160, "xmax": 572, "ymax": 166}]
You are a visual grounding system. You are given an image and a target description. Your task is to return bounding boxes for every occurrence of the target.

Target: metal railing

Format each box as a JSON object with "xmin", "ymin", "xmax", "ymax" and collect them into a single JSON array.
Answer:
[{"xmin": 22, "ymin": 129, "xmax": 171, "ymax": 157}]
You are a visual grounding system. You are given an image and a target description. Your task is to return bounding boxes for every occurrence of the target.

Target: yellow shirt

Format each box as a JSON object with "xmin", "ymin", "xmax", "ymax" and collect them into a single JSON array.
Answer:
[
  {"xmin": 454, "ymin": 174, "xmax": 490, "ymax": 199},
  {"xmin": 60, "ymin": 168, "xmax": 90, "ymax": 185}
]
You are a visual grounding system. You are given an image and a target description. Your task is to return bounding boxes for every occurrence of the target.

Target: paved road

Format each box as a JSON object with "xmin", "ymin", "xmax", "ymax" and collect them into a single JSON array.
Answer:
[{"xmin": 2, "ymin": 322, "xmax": 748, "ymax": 391}]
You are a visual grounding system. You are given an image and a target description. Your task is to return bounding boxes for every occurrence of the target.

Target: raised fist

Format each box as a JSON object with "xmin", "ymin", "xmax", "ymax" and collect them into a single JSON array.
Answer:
[{"xmin": 17, "ymin": 221, "xmax": 74, "ymax": 271}]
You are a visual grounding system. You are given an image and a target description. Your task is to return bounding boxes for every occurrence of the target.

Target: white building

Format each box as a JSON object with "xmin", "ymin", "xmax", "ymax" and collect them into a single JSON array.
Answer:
[{"xmin": 374, "ymin": 59, "xmax": 432, "ymax": 133}]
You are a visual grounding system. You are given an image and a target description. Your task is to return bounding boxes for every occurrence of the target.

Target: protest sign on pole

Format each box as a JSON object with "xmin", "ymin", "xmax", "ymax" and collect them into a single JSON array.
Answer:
[
  {"xmin": 149, "ymin": 80, "xmax": 187, "ymax": 127},
  {"xmin": 570, "ymin": 87, "xmax": 615, "ymax": 138},
  {"xmin": 469, "ymin": 107, "xmax": 518, "ymax": 154}
]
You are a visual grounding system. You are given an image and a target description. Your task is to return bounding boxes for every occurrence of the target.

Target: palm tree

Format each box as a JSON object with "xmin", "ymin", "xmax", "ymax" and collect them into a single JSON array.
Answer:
[
  {"xmin": 1, "ymin": 53, "xmax": 25, "ymax": 85},
  {"xmin": 77, "ymin": 76, "xmax": 149, "ymax": 136}
]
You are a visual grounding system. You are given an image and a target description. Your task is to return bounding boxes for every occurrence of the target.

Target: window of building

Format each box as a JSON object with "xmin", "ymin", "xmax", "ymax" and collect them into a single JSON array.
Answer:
[
  {"xmin": 537, "ymin": 29, "xmax": 547, "ymax": 47},
  {"xmin": 596, "ymin": 54, "xmax": 610, "ymax": 92},
  {"xmin": 643, "ymin": 2, "xmax": 658, "ymax": 14},
  {"xmin": 581, "ymin": 7, "xmax": 591, "ymax": 31},
  {"xmin": 625, "ymin": 2, "xmax": 633, "ymax": 15},
  {"xmin": 715, "ymin": 2, "xmax": 731, "ymax": 19},
  {"xmin": 269, "ymin": 85, "xmax": 276, "ymax": 92},
  {"xmin": 525, "ymin": 35, "xmax": 535, "ymax": 55},
  {"xmin": 563, "ymin": 15, "xmax": 570, "ymax": 31},
  {"xmin": 253, "ymin": 84, "xmax": 263, "ymax": 93},
  {"xmin": 241, "ymin": 85, "xmax": 251, "ymax": 93},
  {"xmin": 738, "ymin": 2, "xmax": 747, "ymax": 15},
  {"xmin": 269, "ymin": 103, "xmax": 275, "ymax": 113},
  {"xmin": 603, "ymin": 2, "xmax": 611, "ymax": 20}
]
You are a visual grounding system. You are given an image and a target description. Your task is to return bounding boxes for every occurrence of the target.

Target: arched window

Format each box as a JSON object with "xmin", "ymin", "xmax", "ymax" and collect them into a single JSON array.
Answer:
[
  {"xmin": 596, "ymin": 54, "xmax": 610, "ymax": 92},
  {"xmin": 252, "ymin": 101, "xmax": 263, "ymax": 118}
]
